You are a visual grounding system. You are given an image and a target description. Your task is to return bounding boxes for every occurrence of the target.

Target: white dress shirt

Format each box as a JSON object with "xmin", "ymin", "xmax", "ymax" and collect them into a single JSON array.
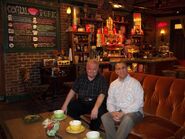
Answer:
[{"xmin": 107, "ymin": 74, "xmax": 144, "ymax": 114}]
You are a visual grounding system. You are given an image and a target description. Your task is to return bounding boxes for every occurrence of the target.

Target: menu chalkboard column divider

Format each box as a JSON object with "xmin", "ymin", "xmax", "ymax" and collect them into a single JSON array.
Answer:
[
  {"xmin": 2, "ymin": 0, "xmax": 9, "ymax": 53},
  {"xmin": 56, "ymin": 7, "xmax": 61, "ymax": 51}
]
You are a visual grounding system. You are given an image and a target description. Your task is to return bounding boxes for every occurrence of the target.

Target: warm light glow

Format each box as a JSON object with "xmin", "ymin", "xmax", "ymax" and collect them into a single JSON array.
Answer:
[
  {"xmin": 66, "ymin": 7, "xmax": 71, "ymax": 15},
  {"xmin": 175, "ymin": 24, "xmax": 182, "ymax": 29},
  {"xmin": 113, "ymin": 4, "xmax": 122, "ymax": 8},
  {"xmin": 133, "ymin": 13, "xmax": 141, "ymax": 22},
  {"xmin": 160, "ymin": 29, "xmax": 165, "ymax": 35}
]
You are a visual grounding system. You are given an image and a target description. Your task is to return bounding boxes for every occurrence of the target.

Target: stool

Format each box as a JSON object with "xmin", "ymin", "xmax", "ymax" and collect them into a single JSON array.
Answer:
[
  {"xmin": 162, "ymin": 70, "xmax": 177, "ymax": 77},
  {"xmin": 176, "ymin": 70, "xmax": 185, "ymax": 79}
]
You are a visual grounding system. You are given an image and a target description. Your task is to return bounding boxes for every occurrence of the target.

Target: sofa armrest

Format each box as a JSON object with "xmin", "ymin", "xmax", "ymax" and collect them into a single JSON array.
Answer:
[
  {"xmin": 166, "ymin": 127, "xmax": 185, "ymax": 139},
  {"xmin": 174, "ymin": 127, "xmax": 185, "ymax": 139},
  {"xmin": 143, "ymin": 112, "xmax": 180, "ymax": 131}
]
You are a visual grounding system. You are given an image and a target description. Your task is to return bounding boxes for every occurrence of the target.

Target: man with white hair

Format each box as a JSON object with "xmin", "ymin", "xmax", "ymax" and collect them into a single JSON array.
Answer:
[{"xmin": 62, "ymin": 59, "xmax": 108, "ymax": 130}]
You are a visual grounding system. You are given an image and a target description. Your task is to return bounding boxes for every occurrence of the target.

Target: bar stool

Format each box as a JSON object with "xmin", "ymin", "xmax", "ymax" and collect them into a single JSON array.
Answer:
[
  {"xmin": 176, "ymin": 69, "xmax": 185, "ymax": 79},
  {"xmin": 161, "ymin": 70, "xmax": 177, "ymax": 77}
]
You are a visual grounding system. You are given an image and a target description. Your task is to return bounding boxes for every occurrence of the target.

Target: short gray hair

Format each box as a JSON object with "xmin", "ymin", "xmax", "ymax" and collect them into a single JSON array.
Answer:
[{"xmin": 87, "ymin": 59, "xmax": 99, "ymax": 67}]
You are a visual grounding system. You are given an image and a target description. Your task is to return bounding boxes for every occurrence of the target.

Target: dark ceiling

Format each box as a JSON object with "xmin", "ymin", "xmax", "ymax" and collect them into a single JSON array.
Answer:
[
  {"xmin": 112, "ymin": 0, "xmax": 185, "ymax": 16},
  {"xmin": 59, "ymin": 0, "xmax": 185, "ymax": 16}
]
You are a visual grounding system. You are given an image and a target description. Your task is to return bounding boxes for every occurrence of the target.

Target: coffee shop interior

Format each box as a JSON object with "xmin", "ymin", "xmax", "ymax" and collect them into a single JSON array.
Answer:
[{"xmin": 0, "ymin": 0, "xmax": 185, "ymax": 138}]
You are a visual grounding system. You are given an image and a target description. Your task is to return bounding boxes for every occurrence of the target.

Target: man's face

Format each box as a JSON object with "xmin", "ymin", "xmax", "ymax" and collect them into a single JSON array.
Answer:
[
  {"xmin": 86, "ymin": 63, "xmax": 99, "ymax": 79},
  {"xmin": 115, "ymin": 63, "xmax": 128, "ymax": 79}
]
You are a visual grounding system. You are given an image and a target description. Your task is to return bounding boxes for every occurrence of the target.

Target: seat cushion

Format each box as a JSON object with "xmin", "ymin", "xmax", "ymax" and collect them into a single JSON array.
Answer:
[{"xmin": 132, "ymin": 115, "xmax": 180, "ymax": 139}]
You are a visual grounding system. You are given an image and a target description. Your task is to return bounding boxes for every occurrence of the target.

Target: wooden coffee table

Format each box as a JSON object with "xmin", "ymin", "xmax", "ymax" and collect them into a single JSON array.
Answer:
[{"xmin": 3, "ymin": 112, "xmax": 90, "ymax": 139}]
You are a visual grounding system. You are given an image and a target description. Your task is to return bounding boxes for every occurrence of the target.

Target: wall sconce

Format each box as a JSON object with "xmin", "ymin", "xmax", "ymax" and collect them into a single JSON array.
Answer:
[
  {"xmin": 160, "ymin": 29, "xmax": 165, "ymax": 35},
  {"xmin": 66, "ymin": 6, "xmax": 72, "ymax": 32},
  {"xmin": 160, "ymin": 29, "xmax": 165, "ymax": 42},
  {"xmin": 66, "ymin": 7, "xmax": 71, "ymax": 15}
]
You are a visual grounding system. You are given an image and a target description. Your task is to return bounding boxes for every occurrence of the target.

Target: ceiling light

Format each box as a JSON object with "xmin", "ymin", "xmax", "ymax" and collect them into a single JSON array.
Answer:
[{"xmin": 113, "ymin": 3, "xmax": 122, "ymax": 8}]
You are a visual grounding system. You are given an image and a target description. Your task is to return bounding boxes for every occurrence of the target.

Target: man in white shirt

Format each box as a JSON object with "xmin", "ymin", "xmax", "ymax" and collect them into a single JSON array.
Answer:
[{"xmin": 101, "ymin": 62, "xmax": 144, "ymax": 139}]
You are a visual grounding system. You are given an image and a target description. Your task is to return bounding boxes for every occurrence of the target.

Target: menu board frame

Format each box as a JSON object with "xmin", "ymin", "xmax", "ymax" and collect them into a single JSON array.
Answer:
[{"xmin": 3, "ymin": 1, "xmax": 60, "ymax": 52}]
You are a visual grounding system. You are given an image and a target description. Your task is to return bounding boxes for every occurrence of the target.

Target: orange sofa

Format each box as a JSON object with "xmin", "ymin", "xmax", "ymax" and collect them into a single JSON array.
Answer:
[{"xmin": 100, "ymin": 71, "xmax": 185, "ymax": 139}]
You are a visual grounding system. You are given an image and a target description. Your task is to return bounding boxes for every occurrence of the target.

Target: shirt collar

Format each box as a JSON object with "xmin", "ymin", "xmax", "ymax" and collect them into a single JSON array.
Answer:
[{"xmin": 118, "ymin": 74, "xmax": 130, "ymax": 82}]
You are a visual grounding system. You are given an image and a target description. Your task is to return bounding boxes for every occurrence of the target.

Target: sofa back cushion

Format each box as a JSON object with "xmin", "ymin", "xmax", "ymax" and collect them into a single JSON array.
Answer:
[
  {"xmin": 153, "ymin": 77, "xmax": 175, "ymax": 119},
  {"xmin": 104, "ymin": 71, "xmax": 185, "ymax": 126},
  {"xmin": 169, "ymin": 79, "xmax": 185, "ymax": 126},
  {"xmin": 142, "ymin": 75, "xmax": 159, "ymax": 114},
  {"xmin": 109, "ymin": 72, "xmax": 118, "ymax": 84}
]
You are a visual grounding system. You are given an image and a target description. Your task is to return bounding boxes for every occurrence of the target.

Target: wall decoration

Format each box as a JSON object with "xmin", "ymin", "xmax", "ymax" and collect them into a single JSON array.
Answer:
[{"xmin": 3, "ymin": 1, "xmax": 60, "ymax": 52}]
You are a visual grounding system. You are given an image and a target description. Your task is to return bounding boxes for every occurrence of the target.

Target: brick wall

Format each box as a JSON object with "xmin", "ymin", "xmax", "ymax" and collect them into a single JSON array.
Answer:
[
  {"xmin": 4, "ymin": 52, "xmax": 52, "ymax": 96},
  {"xmin": 60, "ymin": 3, "xmax": 72, "ymax": 53},
  {"xmin": 0, "ymin": 1, "xmax": 5, "ymax": 98}
]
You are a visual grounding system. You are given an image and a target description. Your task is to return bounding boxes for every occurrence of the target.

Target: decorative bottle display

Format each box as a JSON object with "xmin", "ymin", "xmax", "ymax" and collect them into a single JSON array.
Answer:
[
  {"xmin": 94, "ymin": 16, "xmax": 127, "ymax": 62},
  {"xmin": 69, "ymin": 32, "xmax": 90, "ymax": 64}
]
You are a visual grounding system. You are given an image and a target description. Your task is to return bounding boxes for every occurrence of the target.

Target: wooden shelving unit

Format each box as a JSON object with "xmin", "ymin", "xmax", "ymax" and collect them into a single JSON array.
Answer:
[{"xmin": 68, "ymin": 32, "xmax": 91, "ymax": 63}]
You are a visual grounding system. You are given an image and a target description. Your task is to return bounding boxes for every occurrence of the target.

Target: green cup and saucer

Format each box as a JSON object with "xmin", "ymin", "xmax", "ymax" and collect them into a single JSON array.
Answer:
[{"xmin": 51, "ymin": 110, "xmax": 67, "ymax": 121}]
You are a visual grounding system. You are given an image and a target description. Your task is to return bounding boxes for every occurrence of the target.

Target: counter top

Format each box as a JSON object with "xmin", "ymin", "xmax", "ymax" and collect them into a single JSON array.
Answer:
[
  {"xmin": 72, "ymin": 57, "xmax": 177, "ymax": 75},
  {"xmin": 99, "ymin": 57, "xmax": 177, "ymax": 64}
]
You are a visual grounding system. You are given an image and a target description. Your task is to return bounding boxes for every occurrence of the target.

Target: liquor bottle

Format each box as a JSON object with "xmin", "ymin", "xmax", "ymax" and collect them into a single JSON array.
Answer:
[
  {"xmin": 77, "ymin": 44, "xmax": 81, "ymax": 52},
  {"xmin": 80, "ymin": 54, "xmax": 84, "ymax": 62},
  {"xmin": 80, "ymin": 44, "xmax": 84, "ymax": 52},
  {"xmin": 84, "ymin": 54, "xmax": 87, "ymax": 62}
]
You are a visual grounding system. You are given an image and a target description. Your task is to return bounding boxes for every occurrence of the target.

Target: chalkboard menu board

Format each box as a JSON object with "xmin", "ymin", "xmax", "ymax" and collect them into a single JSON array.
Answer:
[{"xmin": 4, "ymin": 2, "xmax": 60, "ymax": 52}]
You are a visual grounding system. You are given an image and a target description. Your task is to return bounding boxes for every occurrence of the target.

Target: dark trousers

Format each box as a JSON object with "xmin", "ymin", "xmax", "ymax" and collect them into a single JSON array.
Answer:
[{"xmin": 67, "ymin": 99, "xmax": 107, "ymax": 130}]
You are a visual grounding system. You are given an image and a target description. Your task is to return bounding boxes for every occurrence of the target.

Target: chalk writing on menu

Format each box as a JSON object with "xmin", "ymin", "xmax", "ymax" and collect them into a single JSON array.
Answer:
[{"xmin": 6, "ymin": 3, "xmax": 57, "ymax": 49}]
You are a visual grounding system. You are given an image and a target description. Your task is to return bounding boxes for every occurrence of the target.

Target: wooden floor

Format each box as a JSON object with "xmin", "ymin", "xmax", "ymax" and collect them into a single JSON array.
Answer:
[{"xmin": 0, "ymin": 92, "xmax": 67, "ymax": 139}]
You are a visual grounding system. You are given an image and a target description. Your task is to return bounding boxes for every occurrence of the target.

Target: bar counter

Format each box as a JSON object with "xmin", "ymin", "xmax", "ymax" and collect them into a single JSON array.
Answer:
[
  {"xmin": 99, "ymin": 57, "xmax": 177, "ymax": 75},
  {"xmin": 74, "ymin": 57, "xmax": 177, "ymax": 76},
  {"xmin": 100, "ymin": 57, "xmax": 176, "ymax": 64}
]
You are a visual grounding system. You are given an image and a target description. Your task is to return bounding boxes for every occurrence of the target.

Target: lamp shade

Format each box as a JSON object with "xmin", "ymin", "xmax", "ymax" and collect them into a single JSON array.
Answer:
[{"xmin": 66, "ymin": 7, "xmax": 71, "ymax": 15}]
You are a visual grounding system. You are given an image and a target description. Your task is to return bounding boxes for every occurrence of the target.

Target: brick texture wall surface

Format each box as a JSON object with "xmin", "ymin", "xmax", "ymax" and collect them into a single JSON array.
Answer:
[
  {"xmin": 60, "ymin": 3, "xmax": 72, "ymax": 53},
  {"xmin": 4, "ymin": 52, "xmax": 52, "ymax": 96}
]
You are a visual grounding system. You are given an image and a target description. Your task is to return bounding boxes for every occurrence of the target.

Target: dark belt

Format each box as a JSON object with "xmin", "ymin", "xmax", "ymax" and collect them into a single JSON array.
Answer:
[{"xmin": 78, "ymin": 97, "xmax": 96, "ymax": 102}]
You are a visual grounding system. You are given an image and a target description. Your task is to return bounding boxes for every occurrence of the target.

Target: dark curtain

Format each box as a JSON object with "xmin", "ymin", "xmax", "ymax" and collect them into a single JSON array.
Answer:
[
  {"xmin": 180, "ymin": 18, "xmax": 185, "ymax": 38},
  {"xmin": 170, "ymin": 19, "xmax": 185, "ymax": 60}
]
